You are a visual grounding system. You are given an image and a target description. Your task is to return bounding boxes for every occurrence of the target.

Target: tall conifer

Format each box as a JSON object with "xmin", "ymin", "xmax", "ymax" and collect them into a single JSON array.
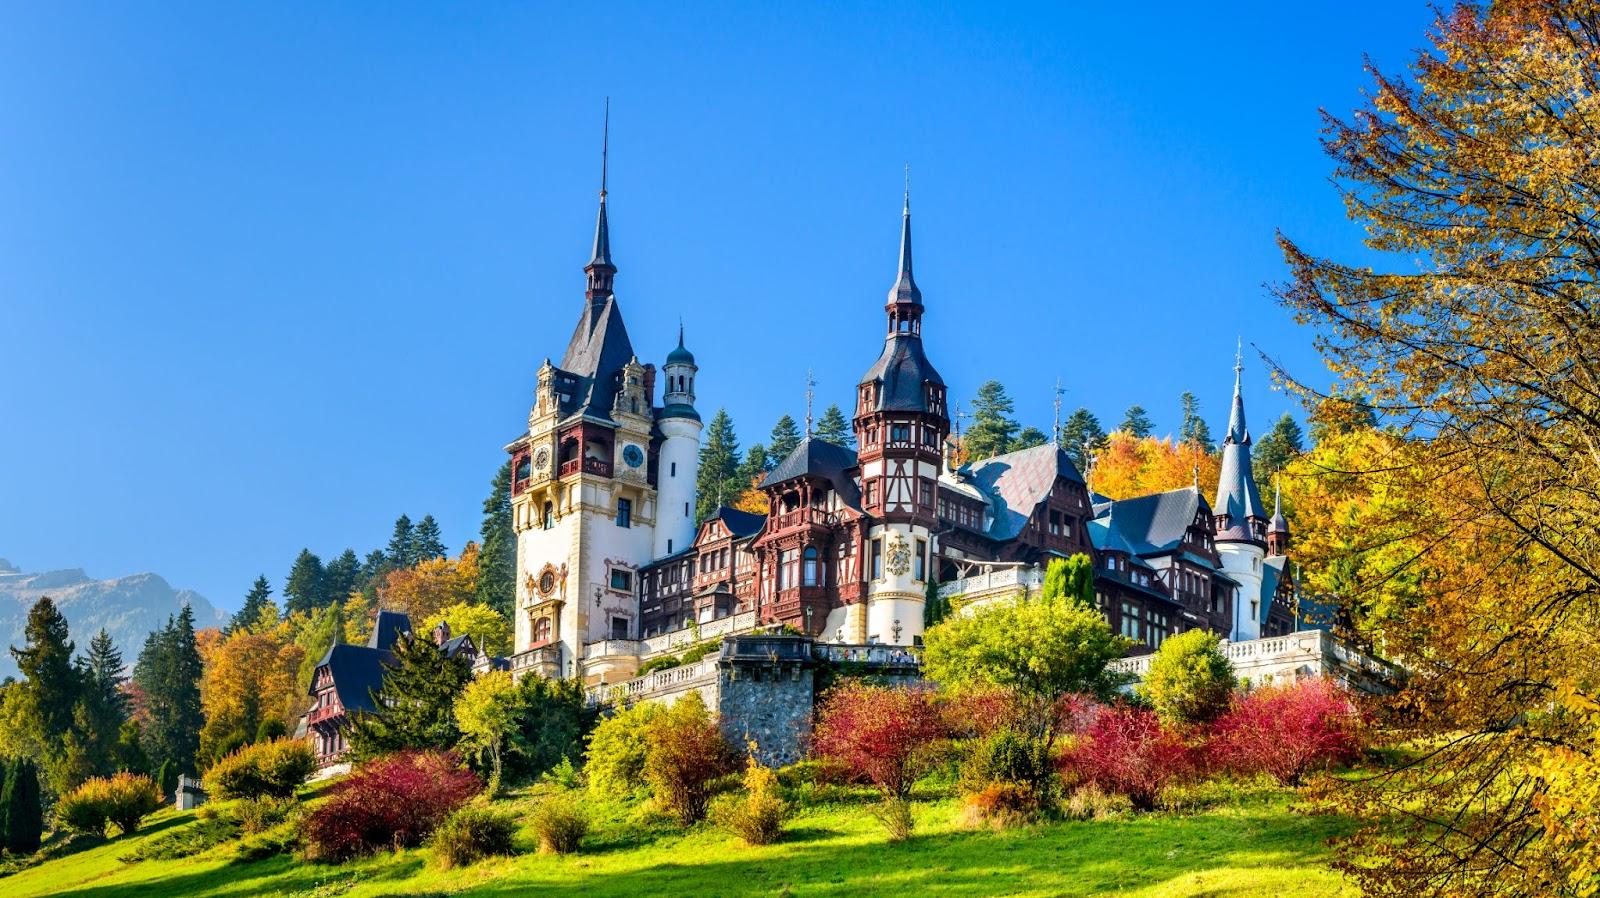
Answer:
[{"xmin": 477, "ymin": 459, "xmax": 516, "ymax": 619}]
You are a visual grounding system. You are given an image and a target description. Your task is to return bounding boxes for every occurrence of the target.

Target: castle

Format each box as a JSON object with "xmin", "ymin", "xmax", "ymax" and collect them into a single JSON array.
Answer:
[{"xmin": 499, "ymin": 168, "xmax": 1299, "ymax": 688}]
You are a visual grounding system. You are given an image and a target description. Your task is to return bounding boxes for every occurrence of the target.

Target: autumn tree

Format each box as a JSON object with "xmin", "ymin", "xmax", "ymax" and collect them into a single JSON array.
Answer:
[
  {"xmin": 1272, "ymin": 4, "xmax": 1600, "ymax": 893},
  {"xmin": 198, "ymin": 624, "xmax": 304, "ymax": 765},
  {"xmin": 815, "ymin": 403, "xmax": 853, "ymax": 447},
  {"xmin": 1119, "ymin": 405, "xmax": 1154, "ymax": 438},
  {"xmin": 378, "ymin": 543, "xmax": 480, "ymax": 623},
  {"xmin": 964, "ymin": 380, "xmax": 1020, "ymax": 461},
  {"xmin": 1089, "ymin": 432, "xmax": 1220, "ymax": 501},
  {"xmin": 424, "ymin": 602, "xmax": 511, "ymax": 657}
]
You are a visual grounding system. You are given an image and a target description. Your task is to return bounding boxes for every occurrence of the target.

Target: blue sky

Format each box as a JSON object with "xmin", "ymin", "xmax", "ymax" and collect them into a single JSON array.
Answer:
[{"xmin": 0, "ymin": 2, "xmax": 1436, "ymax": 613}]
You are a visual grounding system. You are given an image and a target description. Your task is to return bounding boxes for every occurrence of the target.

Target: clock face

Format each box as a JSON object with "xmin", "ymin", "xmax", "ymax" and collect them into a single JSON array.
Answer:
[
  {"xmin": 539, "ymin": 571, "xmax": 556, "ymax": 595},
  {"xmin": 623, "ymin": 444, "xmax": 645, "ymax": 468},
  {"xmin": 534, "ymin": 448, "xmax": 550, "ymax": 470}
]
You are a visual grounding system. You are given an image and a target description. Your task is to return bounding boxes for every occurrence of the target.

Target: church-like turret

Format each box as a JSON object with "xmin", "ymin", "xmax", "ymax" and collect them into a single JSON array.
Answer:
[
  {"xmin": 851, "ymin": 180, "xmax": 949, "ymax": 646},
  {"xmin": 655, "ymin": 325, "xmax": 702, "ymax": 558},
  {"xmin": 1267, "ymin": 475, "xmax": 1290, "ymax": 556},
  {"xmin": 1213, "ymin": 344, "xmax": 1270, "ymax": 640}
]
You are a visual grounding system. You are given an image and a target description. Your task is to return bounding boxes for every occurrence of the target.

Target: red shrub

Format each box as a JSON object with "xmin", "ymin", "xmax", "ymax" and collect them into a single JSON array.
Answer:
[
  {"xmin": 303, "ymin": 750, "xmax": 481, "ymax": 861},
  {"xmin": 812, "ymin": 683, "xmax": 946, "ymax": 798},
  {"xmin": 1058, "ymin": 705, "xmax": 1195, "ymax": 810},
  {"xmin": 1052, "ymin": 693, "xmax": 1106, "ymax": 738},
  {"xmin": 1209, "ymin": 677, "xmax": 1363, "ymax": 785},
  {"xmin": 939, "ymin": 687, "xmax": 1027, "ymax": 739}
]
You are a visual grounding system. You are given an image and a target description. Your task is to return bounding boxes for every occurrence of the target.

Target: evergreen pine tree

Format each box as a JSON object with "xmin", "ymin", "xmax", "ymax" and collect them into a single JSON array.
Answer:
[
  {"xmin": 10, "ymin": 597, "xmax": 81, "ymax": 753},
  {"xmin": 696, "ymin": 409, "xmax": 741, "ymax": 522},
  {"xmin": 413, "ymin": 515, "xmax": 447, "ymax": 561},
  {"xmin": 735, "ymin": 443, "xmax": 769, "ymax": 488},
  {"xmin": 387, "ymin": 514, "xmax": 417, "ymax": 567},
  {"xmin": 228, "ymin": 575, "xmax": 274, "ymax": 634},
  {"xmin": 295, "ymin": 602, "xmax": 344, "ymax": 689},
  {"xmin": 965, "ymin": 381, "xmax": 1021, "ymax": 461},
  {"xmin": 359, "ymin": 550, "xmax": 391, "ymax": 590},
  {"xmin": 1059, "ymin": 407, "xmax": 1108, "ymax": 469},
  {"xmin": 155, "ymin": 759, "xmax": 176, "ymax": 803},
  {"xmin": 133, "ymin": 607, "xmax": 203, "ymax": 774},
  {"xmin": 283, "ymin": 549, "xmax": 327, "ymax": 615},
  {"xmin": 78, "ymin": 629, "xmax": 128, "ymax": 774},
  {"xmin": 1252, "ymin": 412, "xmax": 1306, "ymax": 482},
  {"xmin": 2, "ymin": 758, "xmax": 42, "ymax": 854},
  {"xmin": 346, "ymin": 633, "xmax": 473, "ymax": 759},
  {"xmin": 1012, "ymin": 426, "xmax": 1050, "ymax": 452},
  {"xmin": 768, "ymin": 414, "xmax": 801, "ymax": 463},
  {"xmin": 1179, "ymin": 392, "xmax": 1214, "ymax": 450},
  {"xmin": 113, "ymin": 719, "xmax": 150, "ymax": 774},
  {"xmin": 1120, "ymin": 405, "xmax": 1154, "ymax": 438},
  {"xmin": 923, "ymin": 570, "xmax": 950, "ymax": 629},
  {"xmin": 322, "ymin": 550, "xmax": 361, "ymax": 606},
  {"xmin": 814, "ymin": 403, "xmax": 853, "ymax": 447},
  {"xmin": 476, "ymin": 459, "xmax": 517, "ymax": 619}
]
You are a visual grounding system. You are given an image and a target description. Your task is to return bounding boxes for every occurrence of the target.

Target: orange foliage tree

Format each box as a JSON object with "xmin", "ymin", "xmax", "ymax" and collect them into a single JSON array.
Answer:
[
  {"xmin": 377, "ymin": 542, "xmax": 481, "ymax": 624},
  {"xmin": 1087, "ymin": 432, "xmax": 1219, "ymax": 500},
  {"xmin": 198, "ymin": 622, "xmax": 305, "ymax": 765}
]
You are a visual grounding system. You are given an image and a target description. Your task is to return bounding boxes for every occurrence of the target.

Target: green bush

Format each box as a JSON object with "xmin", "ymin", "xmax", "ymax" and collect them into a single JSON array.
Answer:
[
  {"xmin": 679, "ymin": 641, "xmax": 720, "ymax": 664},
  {"xmin": 2, "ymin": 757, "xmax": 43, "ymax": 854},
  {"xmin": 56, "ymin": 773, "xmax": 162, "ymax": 837},
  {"xmin": 121, "ymin": 816, "xmax": 239, "ymax": 862},
  {"xmin": 585, "ymin": 701, "xmax": 663, "ymax": 797},
  {"xmin": 530, "ymin": 793, "xmax": 588, "ymax": 855},
  {"xmin": 1138, "ymin": 629, "xmax": 1235, "ymax": 727},
  {"xmin": 643, "ymin": 693, "xmax": 738, "ymax": 825},
  {"xmin": 636, "ymin": 656, "xmax": 681, "ymax": 676},
  {"xmin": 871, "ymin": 796, "xmax": 915, "ymax": 842},
  {"xmin": 202, "ymin": 739, "xmax": 315, "ymax": 800},
  {"xmin": 430, "ymin": 804, "xmax": 518, "ymax": 868},
  {"xmin": 714, "ymin": 759, "xmax": 790, "ymax": 846},
  {"xmin": 958, "ymin": 728, "xmax": 1057, "ymax": 804},
  {"xmin": 1061, "ymin": 783, "xmax": 1133, "ymax": 820},
  {"xmin": 235, "ymin": 795, "xmax": 297, "ymax": 835}
]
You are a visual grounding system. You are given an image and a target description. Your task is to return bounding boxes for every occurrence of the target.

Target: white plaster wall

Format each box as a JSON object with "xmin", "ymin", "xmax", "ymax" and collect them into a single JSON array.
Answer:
[
  {"xmin": 1217, "ymin": 542, "xmax": 1265, "ymax": 642},
  {"xmin": 864, "ymin": 522, "xmax": 929, "ymax": 646},
  {"xmin": 654, "ymin": 416, "xmax": 701, "ymax": 558}
]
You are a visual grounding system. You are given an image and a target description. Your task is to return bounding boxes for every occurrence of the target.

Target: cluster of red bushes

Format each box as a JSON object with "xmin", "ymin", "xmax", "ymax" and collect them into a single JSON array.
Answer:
[
  {"xmin": 1059, "ymin": 678, "xmax": 1364, "ymax": 806},
  {"xmin": 812, "ymin": 677, "xmax": 1364, "ymax": 814},
  {"xmin": 302, "ymin": 750, "xmax": 481, "ymax": 861}
]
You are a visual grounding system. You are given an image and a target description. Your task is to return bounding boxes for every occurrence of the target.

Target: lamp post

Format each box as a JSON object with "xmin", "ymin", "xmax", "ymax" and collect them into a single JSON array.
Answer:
[{"xmin": 803, "ymin": 605, "xmax": 814, "ymax": 635}]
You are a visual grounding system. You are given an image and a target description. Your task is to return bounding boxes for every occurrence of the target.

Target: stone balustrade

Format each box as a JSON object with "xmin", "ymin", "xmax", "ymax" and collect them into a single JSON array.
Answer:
[
  {"xmin": 639, "ymin": 610, "xmax": 758, "ymax": 657},
  {"xmin": 936, "ymin": 566, "xmax": 1045, "ymax": 603}
]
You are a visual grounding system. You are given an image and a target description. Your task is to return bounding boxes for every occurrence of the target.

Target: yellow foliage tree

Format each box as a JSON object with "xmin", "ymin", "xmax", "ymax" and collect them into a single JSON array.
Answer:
[
  {"xmin": 731, "ymin": 474, "xmax": 769, "ymax": 515},
  {"xmin": 1087, "ymin": 431, "xmax": 1219, "ymax": 500},
  {"xmin": 198, "ymin": 625, "xmax": 305, "ymax": 766},
  {"xmin": 424, "ymin": 602, "xmax": 512, "ymax": 657},
  {"xmin": 378, "ymin": 542, "xmax": 480, "ymax": 623}
]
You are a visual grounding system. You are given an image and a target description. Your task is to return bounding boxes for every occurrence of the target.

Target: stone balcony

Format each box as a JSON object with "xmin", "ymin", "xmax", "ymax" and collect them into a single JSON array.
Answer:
[
  {"xmin": 1109, "ymin": 628, "xmax": 1400, "ymax": 693},
  {"xmin": 639, "ymin": 610, "xmax": 758, "ymax": 658},
  {"xmin": 509, "ymin": 645, "xmax": 561, "ymax": 680},
  {"xmin": 936, "ymin": 566, "xmax": 1045, "ymax": 607}
]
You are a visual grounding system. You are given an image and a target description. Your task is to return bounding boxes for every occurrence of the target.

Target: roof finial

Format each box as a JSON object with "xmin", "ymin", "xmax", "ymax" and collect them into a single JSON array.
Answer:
[
  {"xmin": 805, "ymin": 368, "xmax": 816, "ymax": 438},
  {"xmin": 678, "ymin": 316, "xmax": 684, "ymax": 347},
  {"xmin": 1234, "ymin": 336, "xmax": 1243, "ymax": 388},
  {"xmin": 601, "ymin": 97, "xmax": 610, "ymax": 199},
  {"xmin": 1053, "ymin": 378, "xmax": 1064, "ymax": 446},
  {"xmin": 904, "ymin": 163, "xmax": 911, "ymax": 213},
  {"xmin": 586, "ymin": 98, "xmax": 615, "ymax": 278}
]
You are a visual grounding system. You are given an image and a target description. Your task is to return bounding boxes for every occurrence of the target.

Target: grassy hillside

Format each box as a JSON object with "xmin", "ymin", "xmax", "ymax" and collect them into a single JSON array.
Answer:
[{"xmin": 4, "ymin": 782, "xmax": 1354, "ymax": 898}]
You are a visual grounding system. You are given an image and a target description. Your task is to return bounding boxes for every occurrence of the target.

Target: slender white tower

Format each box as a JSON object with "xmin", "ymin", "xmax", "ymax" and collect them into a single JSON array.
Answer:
[
  {"xmin": 654, "ymin": 325, "xmax": 702, "ymax": 558},
  {"xmin": 1213, "ymin": 342, "xmax": 1269, "ymax": 641}
]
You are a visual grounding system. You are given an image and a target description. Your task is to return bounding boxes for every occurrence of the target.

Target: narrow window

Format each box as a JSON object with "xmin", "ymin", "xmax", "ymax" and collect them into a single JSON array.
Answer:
[
  {"xmin": 870, "ymin": 538, "xmax": 883, "ymax": 580},
  {"xmin": 914, "ymin": 539, "xmax": 926, "ymax": 581},
  {"xmin": 803, "ymin": 546, "xmax": 819, "ymax": 586},
  {"xmin": 616, "ymin": 498, "xmax": 632, "ymax": 528},
  {"xmin": 670, "ymin": 462, "xmax": 677, "ymax": 476},
  {"xmin": 542, "ymin": 502, "xmax": 553, "ymax": 530}
]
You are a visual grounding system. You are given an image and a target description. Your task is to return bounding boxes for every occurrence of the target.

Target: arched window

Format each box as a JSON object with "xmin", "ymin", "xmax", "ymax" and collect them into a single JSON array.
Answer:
[{"xmin": 803, "ymin": 546, "xmax": 819, "ymax": 586}]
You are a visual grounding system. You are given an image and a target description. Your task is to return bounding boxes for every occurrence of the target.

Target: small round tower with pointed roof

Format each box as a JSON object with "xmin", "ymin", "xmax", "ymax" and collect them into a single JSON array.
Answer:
[{"xmin": 654, "ymin": 325, "xmax": 702, "ymax": 558}]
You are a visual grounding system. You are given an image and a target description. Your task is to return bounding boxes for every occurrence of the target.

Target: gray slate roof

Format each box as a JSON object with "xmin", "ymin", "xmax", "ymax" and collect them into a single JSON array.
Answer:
[
  {"xmin": 962, "ymin": 444, "xmax": 1085, "ymax": 541},
  {"xmin": 1092, "ymin": 487, "xmax": 1209, "ymax": 555},
  {"xmin": 711, "ymin": 506, "xmax": 767, "ymax": 539},
  {"xmin": 558, "ymin": 296, "xmax": 636, "ymax": 424},
  {"xmin": 759, "ymin": 438, "xmax": 861, "ymax": 510},
  {"xmin": 310, "ymin": 642, "xmax": 393, "ymax": 713},
  {"xmin": 1214, "ymin": 376, "xmax": 1266, "ymax": 538}
]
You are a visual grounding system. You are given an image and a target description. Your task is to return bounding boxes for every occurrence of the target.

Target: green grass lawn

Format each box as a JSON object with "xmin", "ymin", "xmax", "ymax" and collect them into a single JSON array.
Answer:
[{"xmin": 2, "ymin": 783, "xmax": 1356, "ymax": 898}]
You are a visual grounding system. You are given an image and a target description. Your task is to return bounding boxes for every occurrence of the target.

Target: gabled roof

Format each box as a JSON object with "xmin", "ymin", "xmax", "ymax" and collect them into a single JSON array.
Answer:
[
  {"xmin": 1094, "ymin": 487, "xmax": 1210, "ymax": 555},
  {"xmin": 559, "ymin": 296, "xmax": 637, "ymax": 423},
  {"xmin": 441, "ymin": 634, "xmax": 476, "ymax": 659},
  {"xmin": 709, "ymin": 506, "xmax": 766, "ymax": 539},
  {"xmin": 962, "ymin": 444, "xmax": 1085, "ymax": 541},
  {"xmin": 368, "ymin": 610, "xmax": 412, "ymax": 651},
  {"xmin": 760, "ymin": 438, "xmax": 862, "ymax": 509},
  {"xmin": 311, "ymin": 642, "xmax": 393, "ymax": 714}
]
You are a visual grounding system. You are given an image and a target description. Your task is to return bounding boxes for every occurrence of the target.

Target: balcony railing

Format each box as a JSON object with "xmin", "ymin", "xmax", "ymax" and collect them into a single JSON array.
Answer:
[
  {"xmin": 510, "ymin": 645, "xmax": 561, "ymax": 676},
  {"xmin": 306, "ymin": 704, "xmax": 343, "ymax": 727},
  {"xmin": 936, "ymin": 566, "xmax": 1044, "ymax": 601},
  {"xmin": 559, "ymin": 457, "xmax": 613, "ymax": 478},
  {"xmin": 639, "ymin": 610, "xmax": 757, "ymax": 657},
  {"xmin": 586, "ymin": 656, "xmax": 719, "ymax": 705},
  {"xmin": 814, "ymin": 644, "xmax": 920, "ymax": 667},
  {"xmin": 774, "ymin": 508, "xmax": 833, "ymax": 530},
  {"xmin": 583, "ymin": 639, "xmax": 642, "ymax": 660}
]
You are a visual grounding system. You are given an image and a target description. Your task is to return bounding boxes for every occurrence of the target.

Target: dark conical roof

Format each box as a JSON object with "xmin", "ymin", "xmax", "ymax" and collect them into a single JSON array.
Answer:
[
  {"xmin": 588, "ymin": 194, "xmax": 613, "ymax": 269},
  {"xmin": 1268, "ymin": 478, "xmax": 1289, "ymax": 534},
  {"xmin": 560, "ymin": 296, "xmax": 637, "ymax": 422},
  {"xmin": 1214, "ymin": 358, "xmax": 1267, "ymax": 540},
  {"xmin": 666, "ymin": 323, "xmax": 694, "ymax": 366},
  {"xmin": 887, "ymin": 190, "xmax": 921, "ymax": 306}
]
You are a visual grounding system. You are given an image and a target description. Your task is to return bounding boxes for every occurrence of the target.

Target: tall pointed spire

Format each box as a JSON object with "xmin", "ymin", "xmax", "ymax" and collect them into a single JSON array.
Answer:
[
  {"xmin": 585, "ymin": 99, "xmax": 616, "ymax": 309},
  {"xmin": 887, "ymin": 164, "xmax": 922, "ymax": 309},
  {"xmin": 1214, "ymin": 339, "xmax": 1267, "ymax": 541},
  {"xmin": 1225, "ymin": 336, "xmax": 1249, "ymax": 446}
]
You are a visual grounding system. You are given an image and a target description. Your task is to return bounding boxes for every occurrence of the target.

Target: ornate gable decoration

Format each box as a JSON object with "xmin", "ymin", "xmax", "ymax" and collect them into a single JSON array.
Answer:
[{"xmin": 886, "ymin": 532, "xmax": 912, "ymax": 576}]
